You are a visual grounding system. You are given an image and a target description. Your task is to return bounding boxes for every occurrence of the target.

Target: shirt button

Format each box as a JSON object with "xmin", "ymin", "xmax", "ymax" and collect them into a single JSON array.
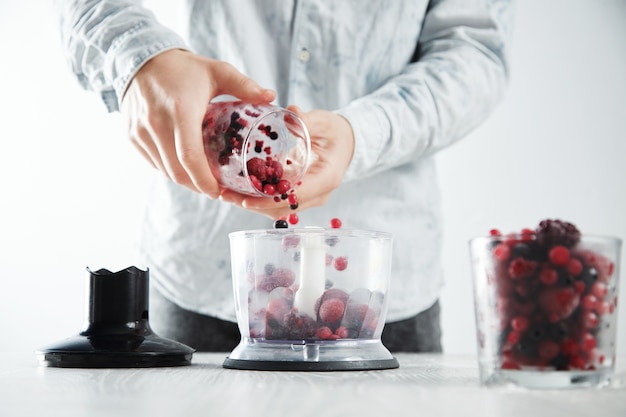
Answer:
[{"xmin": 297, "ymin": 48, "xmax": 310, "ymax": 62}]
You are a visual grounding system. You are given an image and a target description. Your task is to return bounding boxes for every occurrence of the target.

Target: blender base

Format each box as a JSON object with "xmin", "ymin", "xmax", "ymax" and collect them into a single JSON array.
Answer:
[
  {"xmin": 223, "ymin": 357, "xmax": 399, "ymax": 371},
  {"xmin": 223, "ymin": 338, "xmax": 399, "ymax": 371}
]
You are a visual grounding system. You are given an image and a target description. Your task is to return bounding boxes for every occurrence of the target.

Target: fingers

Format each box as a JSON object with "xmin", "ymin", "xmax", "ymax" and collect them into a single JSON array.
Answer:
[
  {"xmin": 212, "ymin": 61, "xmax": 276, "ymax": 103},
  {"xmin": 173, "ymin": 105, "xmax": 221, "ymax": 198}
]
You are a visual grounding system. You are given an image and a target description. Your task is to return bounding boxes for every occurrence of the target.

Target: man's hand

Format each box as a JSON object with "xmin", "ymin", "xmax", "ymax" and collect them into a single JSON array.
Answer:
[
  {"xmin": 121, "ymin": 49, "xmax": 275, "ymax": 198},
  {"xmin": 220, "ymin": 106, "xmax": 355, "ymax": 219}
]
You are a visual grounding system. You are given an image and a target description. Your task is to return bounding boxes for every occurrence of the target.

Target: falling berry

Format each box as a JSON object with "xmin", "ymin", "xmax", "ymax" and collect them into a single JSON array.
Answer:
[
  {"xmin": 287, "ymin": 213, "xmax": 299, "ymax": 225},
  {"xmin": 274, "ymin": 219, "xmax": 289, "ymax": 229},
  {"xmin": 330, "ymin": 218, "xmax": 342, "ymax": 229},
  {"xmin": 334, "ymin": 256, "xmax": 348, "ymax": 271}
]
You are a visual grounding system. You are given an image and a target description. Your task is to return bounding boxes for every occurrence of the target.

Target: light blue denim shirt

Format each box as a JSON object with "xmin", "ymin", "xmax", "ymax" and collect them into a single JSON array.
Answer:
[{"xmin": 56, "ymin": 0, "xmax": 513, "ymax": 322}]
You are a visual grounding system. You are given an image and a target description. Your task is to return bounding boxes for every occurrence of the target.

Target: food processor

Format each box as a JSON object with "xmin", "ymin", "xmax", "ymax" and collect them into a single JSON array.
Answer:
[{"xmin": 223, "ymin": 228, "xmax": 399, "ymax": 371}]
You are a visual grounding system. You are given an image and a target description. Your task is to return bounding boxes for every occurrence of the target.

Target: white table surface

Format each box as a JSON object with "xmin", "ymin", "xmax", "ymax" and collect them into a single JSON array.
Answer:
[{"xmin": 1, "ymin": 352, "xmax": 625, "ymax": 417}]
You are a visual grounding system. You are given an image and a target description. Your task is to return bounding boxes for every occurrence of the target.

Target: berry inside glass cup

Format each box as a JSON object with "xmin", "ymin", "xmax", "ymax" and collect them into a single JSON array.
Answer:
[
  {"xmin": 469, "ymin": 220, "xmax": 622, "ymax": 388},
  {"xmin": 202, "ymin": 101, "xmax": 311, "ymax": 198}
]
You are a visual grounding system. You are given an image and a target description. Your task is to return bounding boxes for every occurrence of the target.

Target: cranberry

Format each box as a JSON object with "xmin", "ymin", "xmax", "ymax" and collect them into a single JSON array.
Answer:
[
  {"xmin": 591, "ymin": 282, "xmax": 608, "ymax": 299},
  {"xmin": 276, "ymin": 179, "xmax": 291, "ymax": 194},
  {"xmin": 330, "ymin": 218, "xmax": 342, "ymax": 229},
  {"xmin": 315, "ymin": 326, "xmax": 333, "ymax": 339},
  {"xmin": 334, "ymin": 256, "xmax": 348, "ymax": 271},
  {"xmin": 566, "ymin": 258, "xmax": 583, "ymax": 276},
  {"xmin": 580, "ymin": 294, "xmax": 597, "ymax": 310},
  {"xmin": 510, "ymin": 316, "xmax": 529, "ymax": 332},
  {"xmin": 539, "ymin": 266, "xmax": 558, "ymax": 285},
  {"xmin": 287, "ymin": 213, "xmax": 299, "ymax": 225},
  {"xmin": 287, "ymin": 194, "xmax": 298, "ymax": 205},
  {"xmin": 508, "ymin": 257, "xmax": 537, "ymax": 279},
  {"xmin": 493, "ymin": 244, "xmax": 511, "ymax": 262},
  {"xmin": 580, "ymin": 333, "xmax": 597, "ymax": 351},
  {"xmin": 582, "ymin": 311, "xmax": 599, "ymax": 329},
  {"xmin": 263, "ymin": 183, "xmax": 277, "ymax": 195},
  {"xmin": 549, "ymin": 245, "xmax": 570, "ymax": 266},
  {"xmin": 334, "ymin": 327, "xmax": 349, "ymax": 339},
  {"xmin": 538, "ymin": 287, "xmax": 580, "ymax": 320},
  {"xmin": 538, "ymin": 340, "xmax": 560, "ymax": 360}
]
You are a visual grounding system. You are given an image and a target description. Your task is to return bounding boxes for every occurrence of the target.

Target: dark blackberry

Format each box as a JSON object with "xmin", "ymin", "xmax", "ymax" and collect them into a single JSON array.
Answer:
[
  {"xmin": 579, "ymin": 266, "xmax": 599, "ymax": 288},
  {"xmin": 535, "ymin": 219, "xmax": 581, "ymax": 248},
  {"xmin": 274, "ymin": 219, "xmax": 289, "ymax": 229},
  {"xmin": 551, "ymin": 353, "xmax": 570, "ymax": 370},
  {"xmin": 264, "ymin": 263, "xmax": 275, "ymax": 275},
  {"xmin": 269, "ymin": 132, "xmax": 278, "ymax": 140}
]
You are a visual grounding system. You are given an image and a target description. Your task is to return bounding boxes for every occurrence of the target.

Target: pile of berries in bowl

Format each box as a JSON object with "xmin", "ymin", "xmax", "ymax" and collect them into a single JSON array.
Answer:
[
  {"xmin": 470, "ymin": 219, "xmax": 621, "ymax": 388},
  {"xmin": 224, "ymin": 221, "xmax": 398, "ymax": 369}
]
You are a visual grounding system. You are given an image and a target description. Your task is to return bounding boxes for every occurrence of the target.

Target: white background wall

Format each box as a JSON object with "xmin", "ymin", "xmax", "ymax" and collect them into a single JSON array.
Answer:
[{"xmin": 0, "ymin": 1, "xmax": 625, "ymax": 359}]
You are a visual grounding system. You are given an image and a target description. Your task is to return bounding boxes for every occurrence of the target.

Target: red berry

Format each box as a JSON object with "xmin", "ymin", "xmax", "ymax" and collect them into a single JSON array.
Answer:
[
  {"xmin": 538, "ymin": 340, "xmax": 560, "ymax": 360},
  {"xmin": 573, "ymin": 281, "xmax": 586, "ymax": 294},
  {"xmin": 539, "ymin": 266, "xmax": 558, "ymax": 285},
  {"xmin": 263, "ymin": 183, "xmax": 277, "ymax": 195},
  {"xmin": 493, "ymin": 243, "xmax": 511, "ymax": 261},
  {"xmin": 489, "ymin": 229, "xmax": 502, "ymax": 236},
  {"xmin": 287, "ymin": 213, "xmax": 299, "ymax": 225},
  {"xmin": 334, "ymin": 256, "xmax": 348, "ymax": 271},
  {"xmin": 501, "ymin": 361, "xmax": 521, "ymax": 370},
  {"xmin": 582, "ymin": 311, "xmax": 599, "ymax": 329},
  {"xmin": 508, "ymin": 257, "xmax": 537, "ymax": 279},
  {"xmin": 520, "ymin": 228, "xmax": 535, "ymax": 241},
  {"xmin": 549, "ymin": 245, "xmax": 570, "ymax": 266},
  {"xmin": 330, "ymin": 218, "xmax": 342, "ymax": 229},
  {"xmin": 506, "ymin": 331, "xmax": 520, "ymax": 345},
  {"xmin": 249, "ymin": 174, "xmax": 263, "ymax": 191},
  {"xmin": 315, "ymin": 326, "xmax": 333, "ymax": 339},
  {"xmin": 334, "ymin": 327, "xmax": 349, "ymax": 339},
  {"xmin": 595, "ymin": 300, "xmax": 610, "ymax": 315},
  {"xmin": 287, "ymin": 193, "xmax": 298, "ymax": 205},
  {"xmin": 581, "ymin": 294, "xmax": 597, "ymax": 310},
  {"xmin": 510, "ymin": 316, "xmax": 529, "ymax": 332},
  {"xmin": 591, "ymin": 282, "xmax": 608, "ymax": 299},
  {"xmin": 539, "ymin": 287, "xmax": 580, "ymax": 320},
  {"xmin": 319, "ymin": 299, "xmax": 345, "ymax": 323},
  {"xmin": 276, "ymin": 179, "xmax": 291, "ymax": 194},
  {"xmin": 561, "ymin": 338, "xmax": 579, "ymax": 357},
  {"xmin": 580, "ymin": 333, "xmax": 597, "ymax": 351},
  {"xmin": 566, "ymin": 258, "xmax": 583, "ymax": 276}
]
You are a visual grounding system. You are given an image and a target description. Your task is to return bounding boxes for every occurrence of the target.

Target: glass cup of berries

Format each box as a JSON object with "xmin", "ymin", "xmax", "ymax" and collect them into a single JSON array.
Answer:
[
  {"xmin": 469, "ymin": 219, "xmax": 622, "ymax": 388},
  {"xmin": 202, "ymin": 100, "xmax": 311, "ymax": 198}
]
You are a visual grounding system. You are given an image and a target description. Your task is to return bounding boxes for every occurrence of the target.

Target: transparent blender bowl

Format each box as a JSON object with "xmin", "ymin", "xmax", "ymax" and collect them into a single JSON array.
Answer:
[{"xmin": 226, "ymin": 228, "xmax": 397, "ymax": 369}]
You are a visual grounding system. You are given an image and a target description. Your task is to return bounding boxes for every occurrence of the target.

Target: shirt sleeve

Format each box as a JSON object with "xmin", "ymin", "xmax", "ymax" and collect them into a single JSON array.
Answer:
[
  {"xmin": 337, "ymin": 0, "xmax": 514, "ymax": 182},
  {"xmin": 55, "ymin": 0, "xmax": 189, "ymax": 112}
]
